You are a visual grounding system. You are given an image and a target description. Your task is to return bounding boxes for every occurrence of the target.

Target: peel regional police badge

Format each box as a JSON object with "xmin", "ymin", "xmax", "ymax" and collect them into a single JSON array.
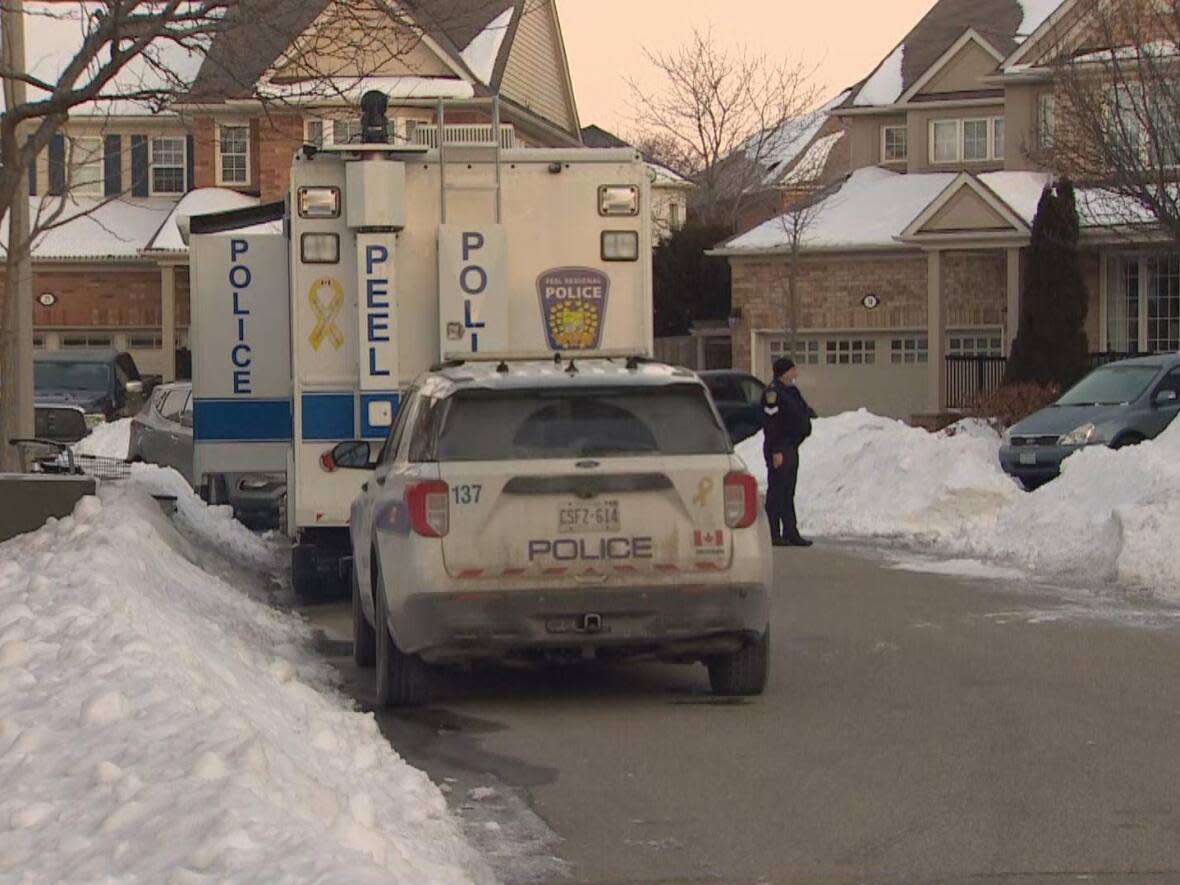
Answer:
[{"xmin": 536, "ymin": 267, "xmax": 610, "ymax": 351}]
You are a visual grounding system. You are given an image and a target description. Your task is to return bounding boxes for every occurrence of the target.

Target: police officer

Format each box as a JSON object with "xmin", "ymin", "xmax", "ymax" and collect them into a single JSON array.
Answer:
[{"xmin": 761, "ymin": 357, "xmax": 813, "ymax": 547}]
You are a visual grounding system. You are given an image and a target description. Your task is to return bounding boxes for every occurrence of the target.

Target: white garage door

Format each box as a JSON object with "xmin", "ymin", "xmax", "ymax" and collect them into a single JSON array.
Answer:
[{"xmin": 759, "ymin": 333, "xmax": 929, "ymax": 420}]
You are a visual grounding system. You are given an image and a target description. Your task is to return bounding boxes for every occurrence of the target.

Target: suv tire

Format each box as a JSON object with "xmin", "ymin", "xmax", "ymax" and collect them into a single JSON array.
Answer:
[
  {"xmin": 707, "ymin": 631, "xmax": 770, "ymax": 696},
  {"xmin": 373, "ymin": 559, "xmax": 431, "ymax": 708},
  {"xmin": 352, "ymin": 563, "xmax": 376, "ymax": 668}
]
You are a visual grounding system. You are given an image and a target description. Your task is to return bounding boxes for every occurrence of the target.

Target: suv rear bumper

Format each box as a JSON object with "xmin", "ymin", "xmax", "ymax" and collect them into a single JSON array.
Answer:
[{"xmin": 392, "ymin": 583, "xmax": 770, "ymax": 662}]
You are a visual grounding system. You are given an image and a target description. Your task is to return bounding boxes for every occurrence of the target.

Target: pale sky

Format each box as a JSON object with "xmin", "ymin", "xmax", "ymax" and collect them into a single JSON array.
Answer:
[{"xmin": 558, "ymin": 0, "xmax": 939, "ymax": 136}]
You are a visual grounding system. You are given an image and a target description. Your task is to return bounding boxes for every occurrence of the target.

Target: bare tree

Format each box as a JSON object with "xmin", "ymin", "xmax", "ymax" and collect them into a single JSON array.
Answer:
[
  {"xmin": 1044, "ymin": 0, "xmax": 1180, "ymax": 239},
  {"xmin": 627, "ymin": 27, "xmax": 817, "ymax": 228},
  {"xmin": 0, "ymin": 0, "xmax": 512, "ymax": 470}
]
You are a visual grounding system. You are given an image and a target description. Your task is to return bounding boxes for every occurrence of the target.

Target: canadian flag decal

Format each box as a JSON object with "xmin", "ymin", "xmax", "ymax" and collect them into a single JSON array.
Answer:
[{"xmin": 693, "ymin": 529, "xmax": 725, "ymax": 550}]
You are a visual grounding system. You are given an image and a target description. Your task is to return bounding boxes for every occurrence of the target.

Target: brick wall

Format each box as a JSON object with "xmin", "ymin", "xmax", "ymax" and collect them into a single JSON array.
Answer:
[
  {"xmin": 0, "ymin": 265, "xmax": 192, "ymax": 331},
  {"xmin": 729, "ymin": 249, "xmax": 1014, "ymax": 370},
  {"xmin": 191, "ymin": 117, "xmax": 217, "ymax": 190},
  {"xmin": 257, "ymin": 115, "xmax": 304, "ymax": 203}
]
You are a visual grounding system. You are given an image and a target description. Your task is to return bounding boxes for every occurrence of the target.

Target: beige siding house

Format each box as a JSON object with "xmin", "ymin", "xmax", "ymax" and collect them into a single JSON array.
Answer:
[{"xmin": 713, "ymin": 0, "xmax": 1170, "ymax": 421}]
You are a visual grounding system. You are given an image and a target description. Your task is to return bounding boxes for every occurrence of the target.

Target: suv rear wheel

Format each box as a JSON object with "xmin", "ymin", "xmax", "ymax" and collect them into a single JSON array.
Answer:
[
  {"xmin": 373, "ymin": 557, "xmax": 431, "ymax": 708},
  {"xmin": 707, "ymin": 631, "xmax": 770, "ymax": 696},
  {"xmin": 352, "ymin": 563, "xmax": 376, "ymax": 668}
]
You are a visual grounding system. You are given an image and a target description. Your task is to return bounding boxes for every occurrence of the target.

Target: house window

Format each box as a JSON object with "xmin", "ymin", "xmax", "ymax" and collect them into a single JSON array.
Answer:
[
  {"xmin": 890, "ymin": 336, "xmax": 928, "ymax": 364},
  {"xmin": 825, "ymin": 338, "xmax": 876, "ymax": 366},
  {"xmin": 150, "ymin": 136, "xmax": 186, "ymax": 194},
  {"xmin": 305, "ymin": 119, "xmax": 325, "ymax": 148},
  {"xmin": 32, "ymin": 335, "xmax": 46, "ymax": 350},
  {"xmin": 948, "ymin": 331, "xmax": 1003, "ymax": 357},
  {"xmin": 930, "ymin": 117, "xmax": 1005, "ymax": 163},
  {"xmin": 669, "ymin": 202, "xmax": 682, "ymax": 230},
  {"xmin": 332, "ymin": 119, "xmax": 363, "ymax": 145},
  {"xmin": 883, "ymin": 125, "xmax": 908, "ymax": 162},
  {"xmin": 769, "ymin": 337, "xmax": 820, "ymax": 366},
  {"xmin": 1109, "ymin": 257, "xmax": 1141, "ymax": 352},
  {"xmin": 963, "ymin": 120, "xmax": 990, "ymax": 161},
  {"xmin": 932, "ymin": 120, "xmax": 959, "ymax": 163},
  {"xmin": 62, "ymin": 333, "xmax": 113, "ymax": 349},
  {"xmin": 1148, "ymin": 255, "xmax": 1180, "ymax": 352},
  {"xmin": 69, "ymin": 136, "xmax": 103, "ymax": 196},
  {"xmin": 218, "ymin": 125, "xmax": 249, "ymax": 185},
  {"xmin": 1039, "ymin": 94, "xmax": 1057, "ymax": 147}
]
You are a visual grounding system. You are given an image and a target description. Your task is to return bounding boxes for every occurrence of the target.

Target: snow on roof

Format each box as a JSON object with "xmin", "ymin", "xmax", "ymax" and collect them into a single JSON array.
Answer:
[
  {"xmin": 1016, "ymin": 0, "xmax": 1065, "ymax": 41},
  {"xmin": 460, "ymin": 6, "xmax": 513, "ymax": 85},
  {"xmin": 742, "ymin": 91, "xmax": 850, "ymax": 185},
  {"xmin": 0, "ymin": 197, "xmax": 178, "ymax": 261},
  {"xmin": 779, "ymin": 132, "xmax": 845, "ymax": 186},
  {"xmin": 647, "ymin": 161, "xmax": 691, "ymax": 188},
  {"xmin": 977, "ymin": 171, "xmax": 1052, "ymax": 222},
  {"xmin": 145, "ymin": 189, "xmax": 261, "ymax": 252},
  {"xmin": 853, "ymin": 44, "xmax": 905, "ymax": 107},
  {"xmin": 6, "ymin": 3, "xmax": 209, "ymax": 116},
  {"xmin": 721, "ymin": 167, "xmax": 956, "ymax": 252}
]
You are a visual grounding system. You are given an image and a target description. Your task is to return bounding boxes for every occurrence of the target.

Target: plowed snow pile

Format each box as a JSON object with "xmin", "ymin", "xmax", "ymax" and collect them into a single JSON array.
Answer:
[
  {"xmin": 736, "ymin": 411, "xmax": 1180, "ymax": 597},
  {"xmin": 0, "ymin": 468, "xmax": 489, "ymax": 883}
]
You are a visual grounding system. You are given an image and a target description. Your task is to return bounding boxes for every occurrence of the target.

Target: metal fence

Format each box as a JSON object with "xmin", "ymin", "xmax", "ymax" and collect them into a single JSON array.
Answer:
[{"xmin": 945, "ymin": 355, "xmax": 1008, "ymax": 410}]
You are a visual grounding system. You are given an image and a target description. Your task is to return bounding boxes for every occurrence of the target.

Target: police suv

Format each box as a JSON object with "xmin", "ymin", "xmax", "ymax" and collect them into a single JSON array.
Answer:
[{"xmin": 332, "ymin": 356, "xmax": 773, "ymax": 705}]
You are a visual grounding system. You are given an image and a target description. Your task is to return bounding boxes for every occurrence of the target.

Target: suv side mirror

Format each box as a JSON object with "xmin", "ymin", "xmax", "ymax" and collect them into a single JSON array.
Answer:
[
  {"xmin": 126, "ymin": 379, "xmax": 144, "ymax": 396},
  {"xmin": 327, "ymin": 440, "xmax": 373, "ymax": 470},
  {"xmin": 1155, "ymin": 388, "xmax": 1179, "ymax": 406}
]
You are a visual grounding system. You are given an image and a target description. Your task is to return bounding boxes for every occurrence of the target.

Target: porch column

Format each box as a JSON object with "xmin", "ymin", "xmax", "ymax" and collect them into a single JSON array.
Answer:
[
  {"xmin": 160, "ymin": 264, "xmax": 176, "ymax": 382},
  {"xmin": 927, "ymin": 250, "xmax": 945, "ymax": 414},
  {"xmin": 1006, "ymin": 247, "xmax": 1021, "ymax": 354}
]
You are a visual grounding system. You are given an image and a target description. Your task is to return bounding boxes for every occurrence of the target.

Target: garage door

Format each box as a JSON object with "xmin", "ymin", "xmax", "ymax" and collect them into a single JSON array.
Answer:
[{"xmin": 760, "ymin": 333, "xmax": 929, "ymax": 420}]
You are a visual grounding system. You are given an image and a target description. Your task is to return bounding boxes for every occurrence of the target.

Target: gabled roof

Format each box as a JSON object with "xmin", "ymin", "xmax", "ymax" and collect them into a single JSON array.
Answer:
[
  {"xmin": 184, "ymin": 0, "xmax": 520, "ymax": 103},
  {"xmin": 841, "ymin": 0, "xmax": 1069, "ymax": 109}
]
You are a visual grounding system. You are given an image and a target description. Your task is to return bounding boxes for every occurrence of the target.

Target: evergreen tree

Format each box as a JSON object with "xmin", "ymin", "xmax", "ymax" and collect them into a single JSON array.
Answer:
[
  {"xmin": 1005, "ymin": 180, "xmax": 1090, "ymax": 388},
  {"xmin": 652, "ymin": 221, "xmax": 733, "ymax": 336}
]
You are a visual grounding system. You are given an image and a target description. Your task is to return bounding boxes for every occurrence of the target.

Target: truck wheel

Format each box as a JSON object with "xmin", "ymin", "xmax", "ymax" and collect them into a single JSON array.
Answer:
[
  {"xmin": 373, "ymin": 560, "xmax": 431, "ymax": 708},
  {"xmin": 352, "ymin": 563, "xmax": 376, "ymax": 668},
  {"xmin": 707, "ymin": 631, "xmax": 770, "ymax": 696},
  {"xmin": 291, "ymin": 545, "xmax": 319, "ymax": 601}
]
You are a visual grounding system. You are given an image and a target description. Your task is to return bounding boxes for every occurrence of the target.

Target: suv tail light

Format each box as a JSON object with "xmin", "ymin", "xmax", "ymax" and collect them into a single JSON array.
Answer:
[
  {"xmin": 406, "ymin": 481, "xmax": 449, "ymax": 537},
  {"xmin": 724, "ymin": 472, "xmax": 759, "ymax": 529}
]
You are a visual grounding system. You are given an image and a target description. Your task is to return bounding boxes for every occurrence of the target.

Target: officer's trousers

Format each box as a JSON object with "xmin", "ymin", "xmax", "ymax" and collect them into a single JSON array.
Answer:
[{"xmin": 765, "ymin": 446, "xmax": 800, "ymax": 542}]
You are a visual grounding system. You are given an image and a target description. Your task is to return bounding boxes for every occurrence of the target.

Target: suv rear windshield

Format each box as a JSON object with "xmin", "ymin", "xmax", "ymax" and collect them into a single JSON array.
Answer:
[
  {"xmin": 435, "ymin": 386, "xmax": 731, "ymax": 461},
  {"xmin": 34, "ymin": 361, "xmax": 109, "ymax": 391}
]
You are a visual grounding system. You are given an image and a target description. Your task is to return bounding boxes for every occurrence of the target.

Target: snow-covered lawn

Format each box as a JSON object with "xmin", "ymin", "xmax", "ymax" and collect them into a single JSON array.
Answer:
[
  {"xmin": 0, "ymin": 467, "xmax": 490, "ymax": 883},
  {"xmin": 736, "ymin": 411, "xmax": 1180, "ymax": 600},
  {"xmin": 74, "ymin": 417, "xmax": 132, "ymax": 459}
]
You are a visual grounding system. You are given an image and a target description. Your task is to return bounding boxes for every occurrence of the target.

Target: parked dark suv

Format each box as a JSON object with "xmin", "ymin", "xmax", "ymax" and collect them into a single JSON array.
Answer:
[
  {"xmin": 698, "ymin": 370, "xmax": 767, "ymax": 443},
  {"xmin": 34, "ymin": 350, "xmax": 157, "ymax": 429}
]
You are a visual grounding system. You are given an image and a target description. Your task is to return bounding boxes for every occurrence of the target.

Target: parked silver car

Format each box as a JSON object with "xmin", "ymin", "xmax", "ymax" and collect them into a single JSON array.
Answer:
[
  {"xmin": 999, "ymin": 354, "xmax": 1180, "ymax": 488},
  {"xmin": 130, "ymin": 382, "xmax": 286, "ymax": 529}
]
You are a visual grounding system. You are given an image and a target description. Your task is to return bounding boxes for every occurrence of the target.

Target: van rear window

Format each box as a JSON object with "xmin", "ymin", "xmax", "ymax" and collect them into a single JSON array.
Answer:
[{"xmin": 435, "ymin": 386, "xmax": 730, "ymax": 461}]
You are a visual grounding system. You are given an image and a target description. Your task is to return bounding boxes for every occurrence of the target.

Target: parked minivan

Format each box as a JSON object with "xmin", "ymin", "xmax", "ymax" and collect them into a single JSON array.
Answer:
[{"xmin": 999, "ymin": 354, "xmax": 1180, "ymax": 488}]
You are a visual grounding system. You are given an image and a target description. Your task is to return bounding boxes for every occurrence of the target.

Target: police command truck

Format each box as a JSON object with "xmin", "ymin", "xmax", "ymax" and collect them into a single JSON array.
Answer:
[{"xmin": 187, "ymin": 96, "xmax": 771, "ymax": 701}]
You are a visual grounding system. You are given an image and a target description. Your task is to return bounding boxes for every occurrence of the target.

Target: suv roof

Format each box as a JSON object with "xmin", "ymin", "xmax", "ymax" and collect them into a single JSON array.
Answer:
[
  {"xmin": 35, "ymin": 350, "xmax": 120, "ymax": 363},
  {"xmin": 419, "ymin": 359, "xmax": 703, "ymax": 398},
  {"xmin": 1103, "ymin": 353, "xmax": 1180, "ymax": 370}
]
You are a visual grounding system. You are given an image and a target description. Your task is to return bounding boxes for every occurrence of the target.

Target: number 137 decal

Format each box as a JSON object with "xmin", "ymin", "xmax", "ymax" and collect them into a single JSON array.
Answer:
[{"xmin": 452, "ymin": 484, "xmax": 482, "ymax": 505}]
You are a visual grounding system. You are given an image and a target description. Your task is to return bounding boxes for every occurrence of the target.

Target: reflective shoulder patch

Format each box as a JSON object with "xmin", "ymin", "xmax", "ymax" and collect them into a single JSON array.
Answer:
[
  {"xmin": 765, "ymin": 390, "xmax": 778, "ymax": 405},
  {"xmin": 763, "ymin": 406, "xmax": 780, "ymax": 415}
]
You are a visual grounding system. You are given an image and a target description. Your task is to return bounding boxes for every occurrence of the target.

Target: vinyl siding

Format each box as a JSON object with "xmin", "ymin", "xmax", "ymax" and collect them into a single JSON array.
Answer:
[{"xmin": 499, "ymin": 0, "xmax": 573, "ymax": 133}]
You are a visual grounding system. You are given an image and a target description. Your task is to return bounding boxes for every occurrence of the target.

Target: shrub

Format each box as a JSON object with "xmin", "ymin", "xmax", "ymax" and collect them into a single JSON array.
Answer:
[{"xmin": 969, "ymin": 382, "xmax": 1061, "ymax": 430}]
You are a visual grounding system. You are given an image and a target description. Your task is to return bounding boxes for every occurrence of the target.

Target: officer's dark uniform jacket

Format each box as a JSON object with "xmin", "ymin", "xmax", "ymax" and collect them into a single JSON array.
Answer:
[{"xmin": 760, "ymin": 380, "xmax": 812, "ymax": 462}]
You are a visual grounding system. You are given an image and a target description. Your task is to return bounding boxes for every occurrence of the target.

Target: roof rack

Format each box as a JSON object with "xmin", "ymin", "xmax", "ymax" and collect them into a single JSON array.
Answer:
[{"xmin": 438, "ymin": 349, "xmax": 651, "ymax": 364}]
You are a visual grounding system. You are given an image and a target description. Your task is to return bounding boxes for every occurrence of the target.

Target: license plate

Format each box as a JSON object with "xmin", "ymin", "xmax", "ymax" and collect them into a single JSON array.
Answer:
[
  {"xmin": 559, "ymin": 500, "xmax": 620, "ymax": 534},
  {"xmin": 1020, "ymin": 452, "xmax": 1037, "ymax": 465}
]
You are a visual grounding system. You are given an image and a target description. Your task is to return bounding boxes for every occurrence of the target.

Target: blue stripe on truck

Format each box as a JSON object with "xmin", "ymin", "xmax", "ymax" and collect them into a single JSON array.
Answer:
[
  {"xmin": 360, "ymin": 392, "xmax": 401, "ymax": 440},
  {"xmin": 194, "ymin": 398, "xmax": 292, "ymax": 442},
  {"xmin": 301, "ymin": 393, "xmax": 355, "ymax": 441}
]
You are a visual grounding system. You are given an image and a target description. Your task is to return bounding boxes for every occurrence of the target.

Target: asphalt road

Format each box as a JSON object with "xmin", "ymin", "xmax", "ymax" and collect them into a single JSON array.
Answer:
[{"xmin": 304, "ymin": 546, "xmax": 1180, "ymax": 885}]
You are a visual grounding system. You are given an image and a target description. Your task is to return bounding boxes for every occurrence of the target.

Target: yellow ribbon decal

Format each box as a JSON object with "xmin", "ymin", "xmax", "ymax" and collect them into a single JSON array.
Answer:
[
  {"xmin": 308, "ymin": 277, "xmax": 345, "ymax": 352},
  {"xmin": 693, "ymin": 477, "xmax": 714, "ymax": 508}
]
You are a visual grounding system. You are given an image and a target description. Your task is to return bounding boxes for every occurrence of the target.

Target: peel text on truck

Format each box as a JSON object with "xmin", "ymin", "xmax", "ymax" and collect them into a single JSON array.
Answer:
[{"xmin": 189, "ymin": 96, "xmax": 771, "ymax": 703}]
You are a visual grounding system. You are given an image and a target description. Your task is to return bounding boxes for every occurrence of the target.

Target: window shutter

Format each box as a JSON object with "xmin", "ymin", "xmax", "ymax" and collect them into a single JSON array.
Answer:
[
  {"xmin": 131, "ymin": 134, "xmax": 148, "ymax": 196},
  {"xmin": 26, "ymin": 137, "xmax": 36, "ymax": 196},
  {"xmin": 103, "ymin": 134, "xmax": 122, "ymax": 196},
  {"xmin": 47, "ymin": 134, "xmax": 65, "ymax": 195},
  {"xmin": 186, "ymin": 134, "xmax": 195, "ymax": 192}
]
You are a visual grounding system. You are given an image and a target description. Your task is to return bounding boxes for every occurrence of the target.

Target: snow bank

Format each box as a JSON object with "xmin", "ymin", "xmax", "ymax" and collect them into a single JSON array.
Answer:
[
  {"xmin": 0, "ymin": 478, "xmax": 489, "ymax": 882},
  {"xmin": 736, "ymin": 411, "xmax": 1180, "ymax": 600},
  {"xmin": 74, "ymin": 418, "xmax": 131, "ymax": 459}
]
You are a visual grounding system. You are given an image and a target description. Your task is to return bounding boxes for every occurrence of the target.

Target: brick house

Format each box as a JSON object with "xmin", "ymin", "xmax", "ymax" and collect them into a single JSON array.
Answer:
[
  {"xmin": 7, "ymin": 0, "xmax": 582, "ymax": 381},
  {"xmin": 713, "ymin": 0, "xmax": 1179, "ymax": 421}
]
